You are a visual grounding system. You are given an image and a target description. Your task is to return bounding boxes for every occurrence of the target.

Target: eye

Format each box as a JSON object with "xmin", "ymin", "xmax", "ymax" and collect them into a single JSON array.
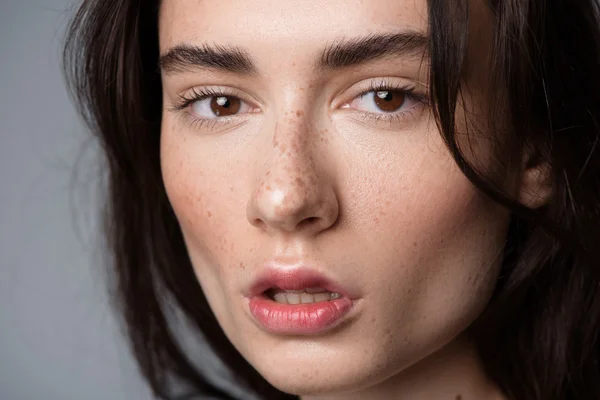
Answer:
[
  {"xmin": 348, "ymin": 89, "xmax": 419, "ymax": 114},
  {"xmin": 190, "ymin": 95, "xmax": 252, "ymax": 119}
]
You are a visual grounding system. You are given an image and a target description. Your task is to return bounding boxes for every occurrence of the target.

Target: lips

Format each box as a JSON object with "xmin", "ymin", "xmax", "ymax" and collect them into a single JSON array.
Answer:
[
  {"xmin": 246, "ymin": 265, "xmax": 357, "ymax": 335},
  {"xmin": 248, "ymin": 267, "xmax": 355, "ymax": 297}
]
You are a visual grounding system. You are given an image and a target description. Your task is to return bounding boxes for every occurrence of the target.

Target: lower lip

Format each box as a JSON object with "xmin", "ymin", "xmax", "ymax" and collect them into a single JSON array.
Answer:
[{"xmin": 248, "ymin": 295, "xmax": 354, "ymax": 335}]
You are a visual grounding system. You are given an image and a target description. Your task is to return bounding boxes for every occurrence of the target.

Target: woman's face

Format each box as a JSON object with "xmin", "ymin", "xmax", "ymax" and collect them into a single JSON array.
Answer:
[{"xmin": 159, "ymin": 0, "xmax": 508, "ymax": 396}]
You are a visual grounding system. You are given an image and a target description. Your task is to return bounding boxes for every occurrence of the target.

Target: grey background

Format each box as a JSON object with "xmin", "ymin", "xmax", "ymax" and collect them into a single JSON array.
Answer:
[
  {"xmin": 1, "ymin": 1, "xmax": 248, "ymax": 399},
  {"xmin": 0, "ymin": 0, "xmax": 153, "ymax": 399}
]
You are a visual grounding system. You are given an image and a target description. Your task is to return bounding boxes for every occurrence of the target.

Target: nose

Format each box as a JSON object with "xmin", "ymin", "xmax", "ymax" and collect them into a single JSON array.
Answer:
[{"xmin": 246, "ymin": 119, "xmax": 339, "ymax": 236}]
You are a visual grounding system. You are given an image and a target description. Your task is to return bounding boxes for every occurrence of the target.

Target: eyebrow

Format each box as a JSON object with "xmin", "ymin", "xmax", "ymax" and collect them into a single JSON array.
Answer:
[
  {"xmin": 159, "ymin": 31, "xmax": 429, "ymax": 76},
  {"xmin": 159, "ymin": 43, "xmax": 257, "ymax": 75},
  {"xmin": 318, "ymin": 31, "xmax": 429, "ymax": 69}
]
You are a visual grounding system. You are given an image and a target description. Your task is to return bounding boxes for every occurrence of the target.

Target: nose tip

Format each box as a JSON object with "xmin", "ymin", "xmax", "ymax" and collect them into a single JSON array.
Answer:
[
  {"xmin": 246, "ymin": 112, "xmax": 339, "ymax": 236},
  {"xmin": 246, "ymin": 174, "xmax": 339, "ymax": 235}
]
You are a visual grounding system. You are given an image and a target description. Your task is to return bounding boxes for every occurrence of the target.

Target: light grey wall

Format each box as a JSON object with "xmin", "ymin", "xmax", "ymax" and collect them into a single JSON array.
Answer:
[
  {"xmin": 0, "ymin": 1, "xmax": 256, "ymax": 399},
  {"xmin": 0, "ymin": 1, "xmax": 154, "ymax": 399}
]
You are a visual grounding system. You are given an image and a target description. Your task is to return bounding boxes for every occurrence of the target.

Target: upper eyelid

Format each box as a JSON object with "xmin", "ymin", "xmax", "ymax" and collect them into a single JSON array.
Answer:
[
  {"xmin": 179, "ymin": 87, "xmax": 238, "ymax": 103},
  {"xmin": 172, "ymin": 86, "xmax": 261, "ymax": 111},
  {"xmin": 331, "ymin": 78, "xmax": 428, "ymax": 109},
  {"xmin": 170, "ymin": 78, "xmax": 428, "ymax": 114}
]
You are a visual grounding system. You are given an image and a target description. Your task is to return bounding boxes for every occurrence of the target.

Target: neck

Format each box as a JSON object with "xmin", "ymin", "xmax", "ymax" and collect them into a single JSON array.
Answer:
[{"xmin": 301, "ymin": 335, "xmax": 506, "ymax": 400}]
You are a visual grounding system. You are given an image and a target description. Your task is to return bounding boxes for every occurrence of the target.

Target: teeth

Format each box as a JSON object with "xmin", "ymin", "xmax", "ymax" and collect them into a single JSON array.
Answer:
[
  {"xmin": 285, "ymin": 288, "xmax": 327, "ymax": 294},
  {"xmin": 271, "ymin": 290, "xmax": 342, "ymax": 304},
  {"xmin": 300, "ymin": 293, "xmax": 313, "ymax": 303},
  {"xmin": 286, "ymin": 293, "xmax": 301, "ymax": 305},
  {"xmin": 313, "ymin": 293, "xmax": 330, "ymax": 302},
  {"xmin": 273, "ymin": 292, "xmax": 288, "ymax": 304},
  {"xmin": 305, "ymin": 287, "xmax": 328, "ymax": 293}
]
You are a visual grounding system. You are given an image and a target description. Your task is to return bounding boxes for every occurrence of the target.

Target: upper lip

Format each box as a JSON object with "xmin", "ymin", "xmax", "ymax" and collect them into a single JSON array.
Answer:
[{"xmin": 247, "ymin": 262, "xmax": 357, "ymax": 299}]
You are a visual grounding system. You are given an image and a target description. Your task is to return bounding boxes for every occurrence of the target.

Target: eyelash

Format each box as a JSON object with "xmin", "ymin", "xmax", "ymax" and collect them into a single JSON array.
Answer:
[
  {"xmin": 349, "ymin": 80, "xmax": 429, "ymax": 125},
  {"xmin": 169, "ymin": 81, "xmax": 429, "ymax": 130},
  {"xmin": 169, "ymin": 87, "xmax": 247, "ymax": 130}
]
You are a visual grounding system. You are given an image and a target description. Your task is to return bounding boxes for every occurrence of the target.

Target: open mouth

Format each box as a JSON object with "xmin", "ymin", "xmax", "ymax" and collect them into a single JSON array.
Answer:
[
  {"xmin": 265, "ymin": 287, "xmax": 343, "ymax": 304},
  {"xmin": 247, "ymin": 268, "xmax": 356, "ymax": 334}
]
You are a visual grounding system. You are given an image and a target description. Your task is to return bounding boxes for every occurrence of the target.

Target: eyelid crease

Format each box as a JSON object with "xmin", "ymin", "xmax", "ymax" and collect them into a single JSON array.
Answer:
[
  {"xmin": 336, "ymin": 79, "xmax": 430, "ymax": 127},
  {"xmin": 167, "ymin": 79, "xmax": 430, "ymax": 131},
  {"xmin": 169, "ymin": 86, "xmax": 254, "ymax": 113},
  {"xmin": 330, "ymin": 76, "xmax": 429, "ymax": 109}
]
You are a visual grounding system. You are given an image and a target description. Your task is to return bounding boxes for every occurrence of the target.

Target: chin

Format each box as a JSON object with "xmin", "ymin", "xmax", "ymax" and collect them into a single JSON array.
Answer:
[
  {"xmin": 229, "ymin": 307, "xmax": 482, "ymax": 398},
  {"xmin": 258, "ymin": 363, "xmax": 374, "ymax": 397},
  {"xmin": 238, "ymin": 337, "xmax": 406, "ymax": 397}
]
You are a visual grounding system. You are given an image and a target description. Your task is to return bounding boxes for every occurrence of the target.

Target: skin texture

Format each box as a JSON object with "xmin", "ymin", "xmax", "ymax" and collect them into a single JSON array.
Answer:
[{"xmin": 158, "ymin": 0, "xmax": 523, "ymax": 398}]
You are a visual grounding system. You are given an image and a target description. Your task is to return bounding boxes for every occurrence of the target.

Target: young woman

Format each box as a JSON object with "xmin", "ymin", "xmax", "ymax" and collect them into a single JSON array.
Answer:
[{"xmin": 63, "ymin": 0, "xmax": 600, "ymax": 399}]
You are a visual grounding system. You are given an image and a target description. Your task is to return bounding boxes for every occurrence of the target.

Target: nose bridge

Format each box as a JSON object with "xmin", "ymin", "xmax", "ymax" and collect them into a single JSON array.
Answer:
[
  {"xmin": 266, "ymin": 83, "xmax": 320, "ymax": 182},
  {"xmin": 246, "ymin": 113, "xmax": 339, "ymax": 234},
  {"xmin": 271, "ymin": 115, "xmax": 317, "ymax": 188},
  {"xmin": 263, "ymin": 117, "xmax": 320, "ymax": 222}
]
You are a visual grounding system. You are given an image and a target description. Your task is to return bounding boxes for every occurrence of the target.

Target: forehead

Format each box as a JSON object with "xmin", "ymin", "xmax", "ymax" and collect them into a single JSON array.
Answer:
[{"xmin": 158, "ymin": 0, "xmax": 429, "ymax": 52}]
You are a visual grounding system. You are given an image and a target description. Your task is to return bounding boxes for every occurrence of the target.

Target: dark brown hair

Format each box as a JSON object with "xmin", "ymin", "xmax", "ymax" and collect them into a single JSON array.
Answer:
[{"xmin": 63, "ymin": 0, "xmax": 600, "ymax": 399}]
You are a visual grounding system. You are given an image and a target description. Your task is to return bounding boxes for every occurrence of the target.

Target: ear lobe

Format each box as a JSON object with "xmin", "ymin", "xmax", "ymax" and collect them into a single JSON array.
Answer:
[{"xmin": 517, "ymin": 149, "xmax": 553, "ymax": 209}]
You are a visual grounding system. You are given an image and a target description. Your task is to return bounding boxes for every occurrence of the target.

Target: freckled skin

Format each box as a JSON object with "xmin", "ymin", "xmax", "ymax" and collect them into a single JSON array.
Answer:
[{"xmin": 159, "ymin": 0, "xmax": 512, "ymax": 399}]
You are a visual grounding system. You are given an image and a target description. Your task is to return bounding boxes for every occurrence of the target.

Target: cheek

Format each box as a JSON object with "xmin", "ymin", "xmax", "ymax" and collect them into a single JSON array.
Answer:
[
  {"xmin": 160, "ymin": 127, "xmax": 243, "ymax": 269},
  {"xmin": 159, "ymin": 125, "xmax": 255, "ymax": 339},
  {"xmin": 342, "ymin": 135, "xmax": 508, "ymax": 355}
]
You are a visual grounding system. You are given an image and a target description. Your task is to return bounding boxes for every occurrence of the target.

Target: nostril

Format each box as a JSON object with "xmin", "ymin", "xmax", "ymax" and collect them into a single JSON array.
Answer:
[
  {"xmin": 251, "ymin": 218, "xmax": 267, "ymax": 229},
  {"xmin": 297, "ymin": 216, "xmax": 320, "ymax": 229}
]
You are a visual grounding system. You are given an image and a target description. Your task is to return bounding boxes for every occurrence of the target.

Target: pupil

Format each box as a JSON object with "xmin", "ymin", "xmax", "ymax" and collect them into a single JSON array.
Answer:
[
  {"xmin": 210, "ymin": 96, "xmax": 241, "ymax": 116},
  {"xmin": 374, "ymin": 90, "xmax": 405, "ymax": 112},
  {"xmin": 377, "ymin": 91, "xmax": 393, "ymax": 101},
  {"xmin": 216, "ymin": 96, "xmax": 230, "ymax": 108}
]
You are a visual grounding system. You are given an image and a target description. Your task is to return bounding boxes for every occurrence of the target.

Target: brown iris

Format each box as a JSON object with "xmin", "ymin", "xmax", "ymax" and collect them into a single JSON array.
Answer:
[
  {"xmin": 210, "ymin": 96, "xmax": 241, "ymax": 116},
  {"xmin": 373, "ymin": 90, "xmax": 406, "ymax": 112}
]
